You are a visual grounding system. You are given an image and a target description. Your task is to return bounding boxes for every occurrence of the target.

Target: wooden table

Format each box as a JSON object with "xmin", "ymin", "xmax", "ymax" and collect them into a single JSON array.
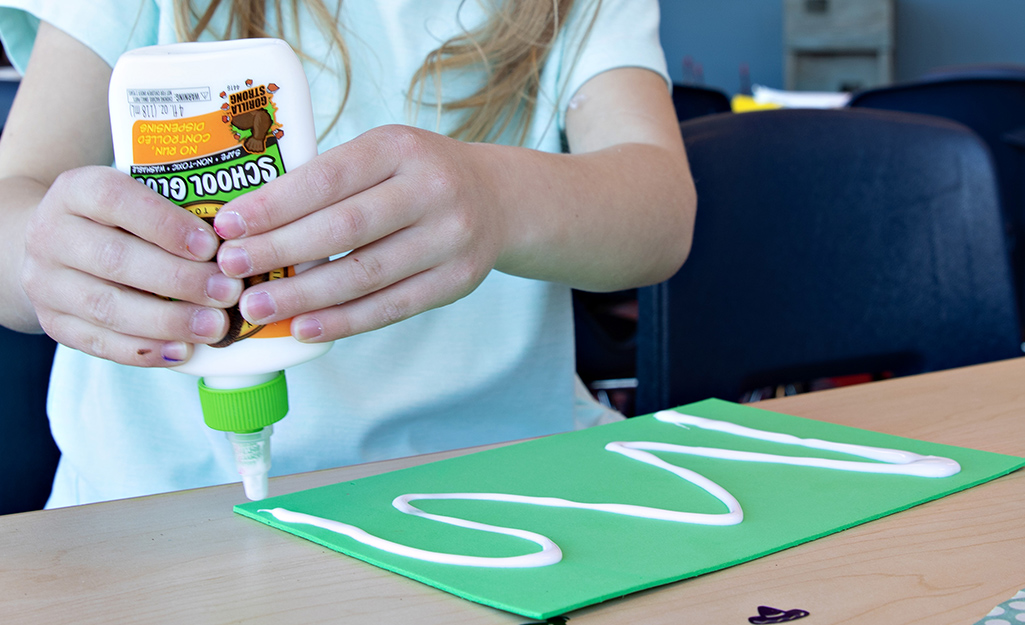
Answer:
[{"xmin": 4, "ymin": 358, "xmax": 1024, "ymax": 625}]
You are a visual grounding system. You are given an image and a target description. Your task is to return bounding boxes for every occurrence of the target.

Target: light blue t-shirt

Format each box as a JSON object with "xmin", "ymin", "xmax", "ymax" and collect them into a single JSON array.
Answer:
[{"xmin": 0, "ymin": 0, "xmax": 669, "ymax": 507}]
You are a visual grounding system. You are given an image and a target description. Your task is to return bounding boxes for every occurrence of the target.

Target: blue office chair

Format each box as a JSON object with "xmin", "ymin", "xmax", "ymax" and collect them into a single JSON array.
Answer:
[
  {"xmin": 672, "ymin": 83, "xmax": 732, "ymax": 122},
  {"xmin": 0, "ymin": 77, "xmax": 59, "ymax": 515},
  {"xmin": 0, "ymin": 79, "xmax": 16, "ymax": 131},
  {"xmin": 573, "ymin": 84, "xmax": 732, "ymax": 414},
  {"xmin": 0, "ymin": 328, "xmax": 59, "ymax": 514},
  {"xmin": 920, "ymin": 63, "xmax": 1025, "ymax": 82},
  {"xmin": 848, "ymin": 72, "xmax": 1025, "ymax": 337},
  {"xmin": 635, "ymin": 108, "xmax": 1021, "ymax": 414}
]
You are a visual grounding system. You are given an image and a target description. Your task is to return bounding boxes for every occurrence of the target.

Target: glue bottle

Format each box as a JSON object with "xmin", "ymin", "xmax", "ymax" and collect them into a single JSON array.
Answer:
[{"xmin": 108, "ymin": 39, "xmax": 332, "ymax": 500}]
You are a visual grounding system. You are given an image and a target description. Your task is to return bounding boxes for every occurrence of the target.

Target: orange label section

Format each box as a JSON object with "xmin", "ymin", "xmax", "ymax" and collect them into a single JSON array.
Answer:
[
  {"xmin": 132, "ymin": 110, "xmax": 238, "ymax": 165},
  {"xmin": 246, "ymin": 318, "xmax": 292, "ymax": 339}
]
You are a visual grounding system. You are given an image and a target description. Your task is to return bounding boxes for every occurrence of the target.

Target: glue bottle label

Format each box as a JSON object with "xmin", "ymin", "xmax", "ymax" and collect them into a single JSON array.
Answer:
[{"xmin": 126, "ymin": 80, "xmax": 293, "ymax": 346}]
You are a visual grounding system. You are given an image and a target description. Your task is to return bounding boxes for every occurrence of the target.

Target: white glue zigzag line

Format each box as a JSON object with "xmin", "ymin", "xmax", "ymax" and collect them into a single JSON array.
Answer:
[
  {"xmin": 653, "ymin": 411, "xmax": 960, "ymax": 475},
  {"xmin": 259, "ymin": 505, "xmax": 564, "ymax": 567},
  {"xmin": 260, "ymin": 410, "xmax": 961, "ymax": 569}
]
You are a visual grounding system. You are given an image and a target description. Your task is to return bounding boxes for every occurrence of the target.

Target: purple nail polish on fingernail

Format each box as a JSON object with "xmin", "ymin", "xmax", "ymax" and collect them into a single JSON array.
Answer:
[{"xmin": 161, "ymin": 341, "xmax": 188, "ymax": 362}]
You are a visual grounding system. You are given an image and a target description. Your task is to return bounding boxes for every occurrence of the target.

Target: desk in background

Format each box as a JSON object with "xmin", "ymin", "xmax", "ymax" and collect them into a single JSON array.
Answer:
[{"xmin": 2, "ymin": 357, "xmax": 1024, "ymax": 624}]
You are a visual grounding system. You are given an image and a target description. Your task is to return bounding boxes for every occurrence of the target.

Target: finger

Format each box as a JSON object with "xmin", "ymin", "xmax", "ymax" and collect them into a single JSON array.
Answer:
[
  {"xmin": 212, "ymin": 125, "xmax": 411, "ymax": 239},
  {"xmin": 45, "ymin": 216, "xmax": 242, "ymax": 307},
  {"xmin": 54, "ymin": 167, "xmax": 222, "ymax": 262},
  {"xmin": 32, "ymin": 266, "xmax": 230, "ymax": 345},
  {"xmin": 40, "ymin": 310, "xmax": 196, "ymax": 368},
  {"xmin": 234, "ymin": 224, "xmax": 449, "ymax": 326},
  {"xmin": 288, "ymin": 266, "xmax": 476, "ymax": 342},
  {"xmin": 216, "ymin": 177, "xmax": 422, "ymax": 278}
]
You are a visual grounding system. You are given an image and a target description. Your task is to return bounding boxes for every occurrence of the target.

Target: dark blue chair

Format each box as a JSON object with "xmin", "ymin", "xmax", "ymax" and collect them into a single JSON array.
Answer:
[
  {"xmin": 672, "ymin": 83, "xmax": 732, "ymax": 122},
  {"xmin": 0, "ymin": 79, "xmax": 17, "ymax": 130},
  {"xmin": 0, "ymin": 77, "xmax": 60, "ymax": 515},
  {"xmin": 0, "ymin": 328, "xmax": 59, "ymax": 514},
  {"xmin": 920, "ymin": 64, "xmax": 1025, "ymax": 82},
  {"xmin": 848, "ymin": 72, "xmax": 1025, "ymax": 337},
  {"xmin": 635, "ymin": 108, "xmax": 1021, "ymax": 414}
]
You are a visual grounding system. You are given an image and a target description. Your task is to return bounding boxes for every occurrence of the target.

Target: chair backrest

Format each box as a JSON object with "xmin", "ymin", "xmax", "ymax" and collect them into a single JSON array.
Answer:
[
  {"xmin": 635, "ymin": 108, "xmax": 1021, "ymax": 414},
  {"xmin": 848, "ymin": 75, "xmax": 1025, "ymax": 332},
  {"xmin": 0, "ymin": 80, "xmax": 56, "ymax": 514},
  {"xmin": 0, "ymin": 328, "xmax": 59, "ymax": 514},
  {"xmin": 920, "ymin": 63, "xmax": 1025, "ymax": 82},
  {"xmin": 672, "ymin": 83, "xmax": 732, "ymax": 122},
  {"xmin": 0, "ymin": 79, "xmax": 16, "ymax": 132}
]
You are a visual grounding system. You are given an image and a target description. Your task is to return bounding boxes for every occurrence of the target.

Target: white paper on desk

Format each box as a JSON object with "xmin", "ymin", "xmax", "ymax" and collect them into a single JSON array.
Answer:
[{"xmin": 753, "ymin": 84, "xmax": 851, "ymax": 109}]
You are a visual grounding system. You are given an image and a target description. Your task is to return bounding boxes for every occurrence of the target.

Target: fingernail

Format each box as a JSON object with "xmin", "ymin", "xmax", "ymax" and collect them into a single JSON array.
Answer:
[
  {"xmin": 214, "ymin": 210, "xmax": 247, "ymax": 239},
  {"xmin": 219, "ymin": 246, "xmax": 252, "ymax": 277},
  {"xmin": 206, "ymin": 273, "xmax": 241, "ymax": 304},
  {"xmin": 241, "ymin": 290, "xmax": 276, "ymax": 322},
  {"xmin": 186, "ymin": 228, "xmax": 219, "ymax": 259},
  {"xmin": 191, "ymin": 308, "xmax": 225, "ymax": 339},
  {"xmin": 161, "ymin": 341, "xmax": 189, "ymax": 363},
  {"xmin": 294, "ymin": 317, "xmax": 323, "ymax": 341}
]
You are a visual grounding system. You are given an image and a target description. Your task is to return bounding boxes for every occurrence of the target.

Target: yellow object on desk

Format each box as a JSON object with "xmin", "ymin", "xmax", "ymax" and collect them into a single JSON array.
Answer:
[{"xmin": 732, "ymin": 94, "xmax": 782, "ymax": 112}]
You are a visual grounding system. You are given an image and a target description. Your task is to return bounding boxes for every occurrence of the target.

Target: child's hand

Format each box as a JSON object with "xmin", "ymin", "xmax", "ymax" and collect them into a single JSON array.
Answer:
[
  {"xmin": 213, "ymin": 125, "xmax": 508, "ymax": 342},
  {"xmin": 22, "ymin": 166, "xmax": 244, "ymax": 366}
]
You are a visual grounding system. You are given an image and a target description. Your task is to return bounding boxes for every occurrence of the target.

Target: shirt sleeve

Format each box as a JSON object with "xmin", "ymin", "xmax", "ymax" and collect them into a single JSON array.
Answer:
[
  {"xmin": 551, "ymin": 0, "xmax": 670, "ymax": 131},
  {"xmin": 0, "ymin": 0, "xmax": 162, "ymax": 73}
]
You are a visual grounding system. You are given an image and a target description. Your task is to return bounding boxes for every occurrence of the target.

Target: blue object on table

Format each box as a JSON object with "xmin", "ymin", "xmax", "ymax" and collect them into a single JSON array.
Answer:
[
  {"xmin": 0, "ymin": 327, "xmax": 58, "ymax": 514},
  {"xmin": 974, "ymin": 589, "xmax": 1025, "ymax": 624},
  {"xmin": 635, "ymin": 108, "xmax": 1021, "ymax": 414},
  {"xmin": 848, "ymin": 70, "xmax": 1025, "ymax": 338}
]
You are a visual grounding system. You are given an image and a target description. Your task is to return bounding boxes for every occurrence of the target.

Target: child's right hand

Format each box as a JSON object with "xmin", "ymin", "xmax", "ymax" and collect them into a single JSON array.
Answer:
[{"xmin": 21, "ymin": 166, "xmax": 243, "ymax": 367}]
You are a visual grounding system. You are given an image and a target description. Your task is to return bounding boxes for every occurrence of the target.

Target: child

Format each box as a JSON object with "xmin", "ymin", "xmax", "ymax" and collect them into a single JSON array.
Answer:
[{"xmin": 0, "ymin": 0, "xmax": 695, "ymax": 506}]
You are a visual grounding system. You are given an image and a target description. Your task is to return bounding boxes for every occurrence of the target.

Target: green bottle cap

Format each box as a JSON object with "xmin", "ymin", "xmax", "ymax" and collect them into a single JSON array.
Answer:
[{"xmin": 198, "ymin": 372, "xmax": 289, "ymax": 433}]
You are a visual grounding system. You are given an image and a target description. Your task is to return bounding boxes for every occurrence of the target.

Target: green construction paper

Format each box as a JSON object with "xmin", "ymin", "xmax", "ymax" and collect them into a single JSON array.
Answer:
[{"xmin": 235, "ymin": 399, "xmax": 1025, "ymax": 619}]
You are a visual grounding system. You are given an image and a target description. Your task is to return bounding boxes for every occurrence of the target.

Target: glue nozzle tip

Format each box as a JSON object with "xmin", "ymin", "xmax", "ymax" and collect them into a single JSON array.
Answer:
[
  {"xmin": 243, "ymin": 472, "xmax": 269, "ymax": 500},
  {"xmin": 226, "ymin": 427, "xmax": 273, "ymax": 501}
]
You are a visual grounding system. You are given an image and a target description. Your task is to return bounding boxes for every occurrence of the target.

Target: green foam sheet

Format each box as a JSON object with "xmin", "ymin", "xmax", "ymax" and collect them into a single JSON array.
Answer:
[{"xmin": 235, "ymin": 399, "xmax": 1025, "ymax": 619}]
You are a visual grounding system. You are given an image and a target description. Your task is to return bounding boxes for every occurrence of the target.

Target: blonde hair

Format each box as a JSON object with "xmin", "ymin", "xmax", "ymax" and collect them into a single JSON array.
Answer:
[{"xmin": 174, "ymin": 0, "xmax": 594, "ymax": 144}]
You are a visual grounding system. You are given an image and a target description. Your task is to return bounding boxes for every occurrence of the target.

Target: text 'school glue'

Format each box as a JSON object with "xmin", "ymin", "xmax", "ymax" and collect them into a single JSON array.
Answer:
[{"xmin": 108, "ymin": 39, "xmax": 332, "ymax": 500}]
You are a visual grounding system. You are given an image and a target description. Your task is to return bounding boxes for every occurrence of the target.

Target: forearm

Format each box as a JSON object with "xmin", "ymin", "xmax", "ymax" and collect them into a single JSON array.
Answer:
[
  {"xmin": 0, "ymin": 21, "xmax": 118, "ymax": 334},
  {"xmin": 489, "ymin": 67, "xmax": 695, "ymax": 292},
  {"xmin": 0, "ymin": 176, "xmax": 48, "ymax": 333},
  {"xmin": 486, "ymin": 139, "xmax": 695, "ymax": 292}
]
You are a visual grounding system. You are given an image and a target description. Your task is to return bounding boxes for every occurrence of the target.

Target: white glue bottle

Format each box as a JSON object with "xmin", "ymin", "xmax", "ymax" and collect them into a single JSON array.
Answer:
[{"xmin": 108, "ymin": 39, "xmax": 332, "ymax": 500}]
